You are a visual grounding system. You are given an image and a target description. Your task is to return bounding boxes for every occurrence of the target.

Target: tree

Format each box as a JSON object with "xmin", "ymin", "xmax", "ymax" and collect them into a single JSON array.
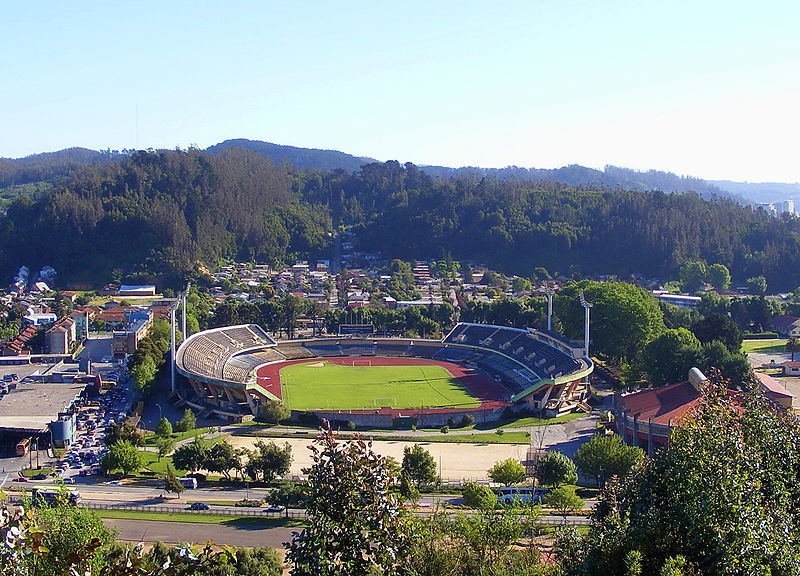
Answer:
[
  {"xmin": 511, "ymin": 277, "xmax": 532, "ymax": 293},
  {"xmin": 174, "ymin": 408, "xmax": 197, "ymax": 432},
  {"xmin": 171, "ymin": 437, "xmax": 209, "ymax": 473},
  {"xmin": 545, "ymin": 486, "xmax": 584, "ymax": 521},
  {"xmin": 787, "ymin": 337, "xmax": 800, "ymax": 362},
  {"xmin": 573, "ymin": 434, "xmax": 643, "ymax": 488},
  {"xmin": 205, "ymin": 440, "xmax": 243, "ymax": 481},
  {"xmin": 286, "ymin": 428, "xmax": 414, "ymax": 576},
  {"xmin": 104, "ymin": 421, "xmax": 145, "ymax": 446},
  {"xmin": 401, "ymin": 444, "xmax": 437, "ymax": 488},
  {"xmin": 398, "ymin": 474, "xmax": 420, "ymax": 503},
  {"xmin": 746, "ymin": 275, "xmax": 768, "ymax": 296},
  {"xmin": 162, "ymin": 463, "xmax": 185, "ymax": 497},
  {"xmin": 101, "ymin": 440, "xmax": 144, "ymax": 476},
  {"xmin": 155, "ymin": 416, "xmax": 173, "ymax": 438},
  {"xmin": 26, "ymin": 502, "xmax": 116, "ymax": 576},
  {"xmin": 558, "ymin": 281, "xmax": 666, "ymax": 361},
  {"xmin": 155, "ymin": 435, "xmax": 175, "ymax": 460},
  {"xmin": 707, "ymin": 263, "xmax": 731, "ymax": 290},
  {"xmin": 575, "ymin": 380, "xmax": 800, "ymax": 574},
  {"xmin": 129, "ymin": 354, "xmax": 157, "ymax": 394},
  {"xmin": 679, "ymin": 260, "xmax": 707, "ymax": 292},
  {"xmin": 639, "ymin": 328, "xmax": 701, "ymax": 387},
  {"xmin": 245, "ymin": 440, "xmax": 292, "ymax": 483},
  {"xmin": 462, "ymin": 481, "xmax": 498, "ymax": 510},
  {"xmin": 268, "ymin": 482, "xmax": 308, "ymax": 514},
  {"xmin": 257, "ymin": 399, "xmax": 291, "ymax": 424},
  {"xmin": 690, "ymin": 313, "xmax": 742, "ymax": 353},
  {"xmin": 537, "ymin": 451, "xmax": 578, "ymax": 488},
  {"xmin": 487, "ymin": 458, "xmax": 527, "ymax": 487}
]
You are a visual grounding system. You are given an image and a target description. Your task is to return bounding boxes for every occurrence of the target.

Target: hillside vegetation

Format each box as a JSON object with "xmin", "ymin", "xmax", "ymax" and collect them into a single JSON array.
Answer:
[{"xmin": 1, "ymin": 146, "xmax": 799, "ymax": 290}]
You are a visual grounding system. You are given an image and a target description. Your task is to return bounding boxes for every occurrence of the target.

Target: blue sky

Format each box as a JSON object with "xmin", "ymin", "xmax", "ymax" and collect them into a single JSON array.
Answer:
[{"xmin": 2, "ymin": 1, "xmax": 799, "ymax": 182}]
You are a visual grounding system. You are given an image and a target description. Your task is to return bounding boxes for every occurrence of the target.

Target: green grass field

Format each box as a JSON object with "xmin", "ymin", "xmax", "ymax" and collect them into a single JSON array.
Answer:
[
  {"xmin": 280, "ymin": 361, "xmax": 481, "ymax": 411},
  {"xmin": 741, "ymin": 339, "xmax": 787, "ymax": 355}
]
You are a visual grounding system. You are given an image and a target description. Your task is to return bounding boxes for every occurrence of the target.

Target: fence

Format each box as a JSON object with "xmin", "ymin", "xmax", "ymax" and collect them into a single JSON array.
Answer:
[
  {"xmin": 80, "ymin": 501, "xmax": 590, "ymax": 524},
  {"xmin": 82, "ymin": 501, "xmax": 308, "ymax": 518}
]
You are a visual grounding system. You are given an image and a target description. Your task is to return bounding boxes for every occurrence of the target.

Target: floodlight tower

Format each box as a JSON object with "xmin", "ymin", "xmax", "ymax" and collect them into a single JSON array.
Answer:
[
  {"xmin": 578, "ymin": 290, "xmax": 592, "ymax": 358},
  {"xmin": 170, "ymin": 307, "xmax": 176, "ymax": 394},
  {"xmin": 544, "ymin": 287, "xmax": 555, "ymax": 332},
  {"xmin": 181, "ymin": 282, "xmax": 189, "ymax": 339}
]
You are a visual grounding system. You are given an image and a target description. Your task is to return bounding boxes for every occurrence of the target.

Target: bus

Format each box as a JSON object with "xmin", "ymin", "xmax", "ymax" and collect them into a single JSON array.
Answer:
[
  {"xmin": 31, "ymin": 488, "xmax": 82, "ymax": 506},
  {"xmin": 178, "ymin": 477, "xmax": 198, "ymax": 489},
  {"xmin": 15, "ymin": 437, "xmax": 31, "ymax": 456},
  {"xmin": 496, "ymin": 487, "xmax": 549, "ymax": 505}
]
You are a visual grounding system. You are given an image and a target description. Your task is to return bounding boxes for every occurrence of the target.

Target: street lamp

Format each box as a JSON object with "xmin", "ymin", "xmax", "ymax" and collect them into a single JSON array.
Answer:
[
  {"xmin": 155, "ymin": 403, "xmax": 162, "ymax": 422},
  {"xmin": 578, "ymin": 291, "xmax": 592, "ymax": 358}
]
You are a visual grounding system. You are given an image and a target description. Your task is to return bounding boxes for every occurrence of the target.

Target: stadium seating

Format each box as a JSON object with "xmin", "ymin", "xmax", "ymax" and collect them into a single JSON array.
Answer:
[{"xmin": 443, "ymin": 323, "xmax": 580, "ymax": 381}]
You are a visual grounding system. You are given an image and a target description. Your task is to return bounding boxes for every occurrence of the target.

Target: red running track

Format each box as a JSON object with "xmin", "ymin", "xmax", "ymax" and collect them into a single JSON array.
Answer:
[{"xmin": 254, "ymin": 356, "xmax": 510, "ymax": 416}]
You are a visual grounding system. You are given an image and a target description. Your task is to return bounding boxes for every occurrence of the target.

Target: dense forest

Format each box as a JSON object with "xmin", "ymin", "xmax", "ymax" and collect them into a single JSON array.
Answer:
[
  {"xmin": 1, "ymin": 146, "xmax": 800, "ymax": 290},
  {"xmin": 0, "ymin": 148, "xmax": 332, "ymax": 285},
  {"xmin": 300, "ymin": 160, "xmax": 800, "ymax": 290}
]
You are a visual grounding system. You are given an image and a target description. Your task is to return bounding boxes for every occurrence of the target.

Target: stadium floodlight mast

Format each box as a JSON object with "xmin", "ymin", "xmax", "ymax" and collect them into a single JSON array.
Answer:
[
  {"xmin": 544, "ymin": 287, "xmax": 555, "ymax": 331},
  {"xmin": 170, "ymin": 307, "xmax": 176, "ymax": 394},
  {"xmin": 578, "ymin": 290, "xmax": 592, "ymax": 358}
]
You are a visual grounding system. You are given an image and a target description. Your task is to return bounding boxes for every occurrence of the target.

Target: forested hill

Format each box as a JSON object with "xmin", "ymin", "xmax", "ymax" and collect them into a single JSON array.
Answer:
[
  {"xmin": 1, "ymin": 149, "xmax": 799, "ymax": 291},
  {"xmin": 205, "ymin": 139, "xmax": 736, "ymax": 201},
  {"xmin": 298, "ymin": 160, "xmax": 800, "ymax": 291},
  {"xmin": 0, "ymin": 148, "xmax": 333, "ymax": 285},
  {"xmin": 419, "ymin": 164, "xmax": 733, "ymax": 200},
  {"xmin": 206, "ymin": 139, "xmax": 375, "ymax": 172},
  {"xmin": 0, "ymin": 147, "xmax": 122, "ymax": 188}
]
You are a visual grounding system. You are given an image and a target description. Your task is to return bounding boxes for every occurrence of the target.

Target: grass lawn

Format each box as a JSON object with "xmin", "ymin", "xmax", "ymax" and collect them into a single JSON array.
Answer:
[
  {"xmin": 140, "ymin": 433, "xmax": 229, "ymax": 475},
  {"xmin": 741, "ymin": 339, "xmax": 787, "ymax": 355},
  {"xmin": 95, "ymin": 508, "xmax": 302, "ymax": 528},
  {"xmin": 143, "ymin": 427, "xmax": 212, "ymax": 447},
  {"xmin": 280, "ymin": 362, "xmax": 480, "ymax": 411}
]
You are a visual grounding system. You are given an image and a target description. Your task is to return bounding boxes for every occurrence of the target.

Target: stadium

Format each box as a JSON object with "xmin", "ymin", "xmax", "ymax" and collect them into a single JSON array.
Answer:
[{"xmin": 174, "ymin": 322, "xmax": 594, "ymax": 427}]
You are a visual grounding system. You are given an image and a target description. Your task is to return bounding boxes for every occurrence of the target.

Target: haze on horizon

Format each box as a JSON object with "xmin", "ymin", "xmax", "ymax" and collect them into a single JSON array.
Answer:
[{"xmin": 2, "ymin": 1, "xmax": 799, "ymax": 183}]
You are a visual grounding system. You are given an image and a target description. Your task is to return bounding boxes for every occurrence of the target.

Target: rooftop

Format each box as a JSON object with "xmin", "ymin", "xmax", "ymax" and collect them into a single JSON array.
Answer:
[{"xmin": 0, "ymin": 380, "xmax": 85, "ymax": 433}]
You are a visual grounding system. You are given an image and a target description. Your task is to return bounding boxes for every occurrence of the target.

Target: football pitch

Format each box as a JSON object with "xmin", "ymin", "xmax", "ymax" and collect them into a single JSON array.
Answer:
[{"xmin": 279, "ymin": 361, "xmax": 481, "ymax": 411}]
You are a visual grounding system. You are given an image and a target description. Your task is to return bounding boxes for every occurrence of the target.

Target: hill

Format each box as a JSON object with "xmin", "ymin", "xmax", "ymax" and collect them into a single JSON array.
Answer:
[
  {"xmin": 206, "ymin": 139, "xmax": 375, "ymax": 172},
  {"xmin": 711, "ymin": 180, "xmax": 800, "ymax": 205},
  {"xmin": 0, "ymin": 147, "xmax": 122, "ymax": 188}
]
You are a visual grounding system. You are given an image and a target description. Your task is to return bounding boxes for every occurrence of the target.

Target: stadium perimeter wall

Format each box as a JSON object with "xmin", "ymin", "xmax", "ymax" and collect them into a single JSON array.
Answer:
[{"xmin": 307, "ymin": 404, "xmax": 510, "ymax": 429}]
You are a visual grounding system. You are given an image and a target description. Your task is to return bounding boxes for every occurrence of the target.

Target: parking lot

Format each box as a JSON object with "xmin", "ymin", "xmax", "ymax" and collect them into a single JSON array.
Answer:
[{"xmin": 7, "ymin": 363, "xmax": 134, "ymax": 485}]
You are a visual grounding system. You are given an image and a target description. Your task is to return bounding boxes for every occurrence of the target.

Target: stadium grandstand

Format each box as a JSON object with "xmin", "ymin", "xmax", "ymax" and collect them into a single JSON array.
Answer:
[{"xmin": 175, "ymin": 322, "xmax": 593, "ymax": 422}]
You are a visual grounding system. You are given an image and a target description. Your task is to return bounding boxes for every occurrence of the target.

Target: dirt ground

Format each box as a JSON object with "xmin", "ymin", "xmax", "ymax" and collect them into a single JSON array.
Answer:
[{"xmin": 227, "ymin": 436, "xmax": 528, "ymax": 481}]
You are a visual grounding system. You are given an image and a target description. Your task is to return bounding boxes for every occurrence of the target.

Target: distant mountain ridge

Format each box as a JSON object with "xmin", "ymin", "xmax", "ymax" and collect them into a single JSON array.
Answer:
[
  {"xmin": 710, "ymin": 180, "xmax": 800, "ymax": 204},
  {"xmin": 205, "ymin": 139, "xmax": 736, "ymax": 201},
  {"xmin": 206, "ymin": 139, "xmax": 376, "ymax": 172},
  {"xmin": 2, "ymin": 139, "xmax": 793, "ymax": 204}
]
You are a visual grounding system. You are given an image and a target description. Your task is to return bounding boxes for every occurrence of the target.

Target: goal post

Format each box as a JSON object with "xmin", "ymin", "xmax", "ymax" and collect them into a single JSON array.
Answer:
[
  {"xmin": 351, "ymin": 359, "xmax": 372, "ymax": 367},
  {"xmin": 372, "ymin": 397, "xmax": 396, "ymax": 407}
]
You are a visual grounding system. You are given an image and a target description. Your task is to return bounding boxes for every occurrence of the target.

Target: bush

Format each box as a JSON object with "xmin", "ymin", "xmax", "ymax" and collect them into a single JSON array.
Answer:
[
  {"xmin": 346, "ymin": 421, "xmax": 357, "ymax": 431},
  {"xmin": 256, "ymin": 399, "xmax": 291, "ymax": 424},
  {"xmin": 462, "ymin": 482, "xmax": 497, "ymax": 510},
  {"xmin": 460, "ymin": 414, "xmax": 476, "ymax": 427},
  {"xmin": 743, "ymin": 332, "xmax": 779, "ymax": 339},
  {"xmin": 234, "ymin": 499, "xmax": 264, "ymax": 507},
  {"xmin": 173, "ymin": 409, "xmax": 196, "ymax": 433},
  {"xmin": 447, "ymin": 417, "xmax": 457, "ymax": 428},
  {"xmin": 440, "ymin": 426, "xmax": 449, "ymax": 434}
]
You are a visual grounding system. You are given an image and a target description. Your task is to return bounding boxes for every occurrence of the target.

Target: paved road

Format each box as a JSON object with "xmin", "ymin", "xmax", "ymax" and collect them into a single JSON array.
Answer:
[{"xmin": 105, "ymin": 518, "xmax": 295, "ymax": 547}]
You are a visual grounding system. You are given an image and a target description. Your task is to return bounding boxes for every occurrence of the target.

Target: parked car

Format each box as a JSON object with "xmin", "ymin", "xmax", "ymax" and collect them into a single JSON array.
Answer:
[
  {"xmin": 264, "ymin": 505, "xmax": 285, "ymax": 513},
  {"xmin": 189, "ymin": 502, "xmax": 210, "ymax": 510}
]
